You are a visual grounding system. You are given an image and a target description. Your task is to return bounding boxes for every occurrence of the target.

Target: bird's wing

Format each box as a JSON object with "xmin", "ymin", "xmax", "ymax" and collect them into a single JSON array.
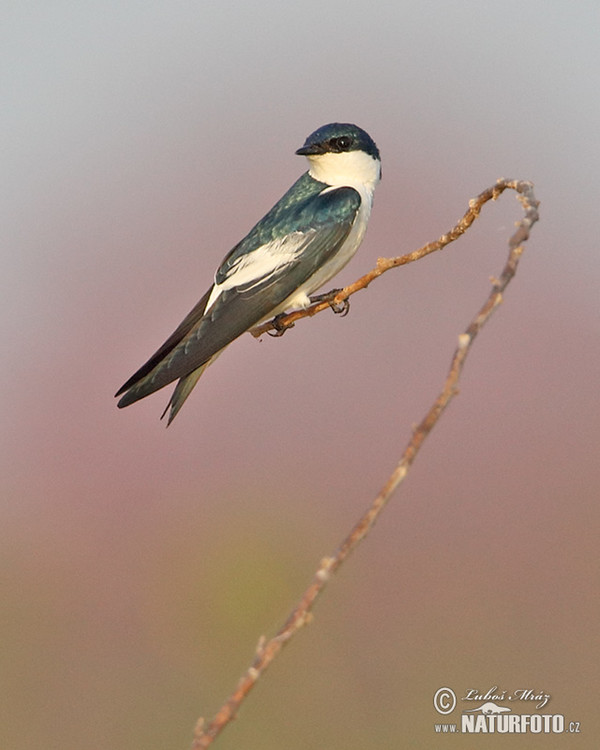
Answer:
[
  {"xmin": 115, "ymin": 287, "xmax": 213, "ymax": 398},
  {"xmin": 116, "ymin": 186, "xmax": 360, "ymax": 408}
]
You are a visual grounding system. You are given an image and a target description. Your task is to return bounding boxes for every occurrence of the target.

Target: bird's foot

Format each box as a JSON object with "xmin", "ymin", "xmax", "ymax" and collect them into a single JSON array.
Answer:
[
  {"xmin": 267, "ymin": 313, "xmax": 295, "ymax": 337},
  {"xmin": 309, "ymin": 288, "xmax": 350, "ymax": 317}
]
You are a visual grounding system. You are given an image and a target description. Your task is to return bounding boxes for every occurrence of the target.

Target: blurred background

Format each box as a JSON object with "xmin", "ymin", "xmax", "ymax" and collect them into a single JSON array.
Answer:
[{"xmin": 2, "ymin": 2, "xmax": 599, "ymax": 748}]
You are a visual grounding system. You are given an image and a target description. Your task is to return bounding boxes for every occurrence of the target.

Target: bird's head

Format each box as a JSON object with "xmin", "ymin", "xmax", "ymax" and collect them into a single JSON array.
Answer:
[{"xmin": 296, "ymin": 123, "xmax": 381, "ymax": 188}]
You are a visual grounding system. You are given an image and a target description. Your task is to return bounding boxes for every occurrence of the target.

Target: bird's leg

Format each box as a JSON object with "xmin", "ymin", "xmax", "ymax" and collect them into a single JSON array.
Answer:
[
  {"xmin": 267, "ymin": 289, "xmax": 350, "ymax": 337},
  {"xmin": 309, "ymin": 288, "xmax": 350, "ymax": 317},
  {"xmin": 266, "ymin": 313, "xmax": 295, "ymax": 337}
]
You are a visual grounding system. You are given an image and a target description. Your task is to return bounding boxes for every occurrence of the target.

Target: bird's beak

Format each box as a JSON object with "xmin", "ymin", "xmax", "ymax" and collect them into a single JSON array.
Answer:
[{"xmin": 295, "ymin": 143, "xmax": 325, "ymax": 156}]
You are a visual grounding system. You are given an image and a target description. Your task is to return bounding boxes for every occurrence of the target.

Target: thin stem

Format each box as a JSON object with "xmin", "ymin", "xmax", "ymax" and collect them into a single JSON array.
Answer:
[{"xmin": 192, "ymin": 179, "xmax": 540, "ymax": 749}]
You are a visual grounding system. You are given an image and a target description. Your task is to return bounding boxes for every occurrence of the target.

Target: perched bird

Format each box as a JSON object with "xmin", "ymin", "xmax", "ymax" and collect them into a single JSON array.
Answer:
[{"xmin": 116, "ymin": 122, "xmax": 381, "ymax": 424}]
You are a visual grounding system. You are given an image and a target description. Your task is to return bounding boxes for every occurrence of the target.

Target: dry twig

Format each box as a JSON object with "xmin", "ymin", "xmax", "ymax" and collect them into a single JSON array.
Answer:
[{"xmin": 191, "ymin": 179, "xmax": 540, "ymax": 749}]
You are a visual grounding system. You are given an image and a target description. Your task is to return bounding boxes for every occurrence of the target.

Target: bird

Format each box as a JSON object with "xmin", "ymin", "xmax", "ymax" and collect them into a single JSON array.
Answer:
[{"xmin": 115, "ymin": 122, "xmax": 381, "ymax": 424}]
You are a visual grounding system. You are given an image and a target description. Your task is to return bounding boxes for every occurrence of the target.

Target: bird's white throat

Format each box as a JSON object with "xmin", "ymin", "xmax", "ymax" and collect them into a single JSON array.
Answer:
[{"xmin": 306, "ymin": 150, "xmax": 381, "ymax": 191}]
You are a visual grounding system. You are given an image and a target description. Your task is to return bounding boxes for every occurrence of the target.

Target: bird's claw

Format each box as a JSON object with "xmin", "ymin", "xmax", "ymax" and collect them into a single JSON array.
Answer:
[
  {"xmin": 309, "ymin": 288, "xmax": 350, "ymax": 317},
  {"xmin": 267, "ymin": 289, "xmax": 349, "ymax": 337},
  {"xmin": 330, "ymin": 297, "xmax": 350, "ymax": 316},
  {"xmin": 267, "ymin": 313, "xmax": 295, "ymax": 337}
]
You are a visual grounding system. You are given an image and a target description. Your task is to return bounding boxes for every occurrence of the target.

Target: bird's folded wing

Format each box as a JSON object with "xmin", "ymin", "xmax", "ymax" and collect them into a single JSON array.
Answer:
[
  {"xmin": 115, "ymin": 287, "xmax": 213, "ymax": 398},
  {"xmin": 115, "ymin": 186, "xmax": 360, "ymax": 407}
]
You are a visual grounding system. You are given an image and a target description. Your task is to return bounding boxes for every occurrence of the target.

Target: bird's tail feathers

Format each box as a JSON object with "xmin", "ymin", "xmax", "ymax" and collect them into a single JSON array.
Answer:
[
  {"xmin": 161, "ymin": 365, "xmax": 207, "ymax": 425},
  {"xmin": 161, "ymin": 348, "xmax": 226, "ymax": 425}
]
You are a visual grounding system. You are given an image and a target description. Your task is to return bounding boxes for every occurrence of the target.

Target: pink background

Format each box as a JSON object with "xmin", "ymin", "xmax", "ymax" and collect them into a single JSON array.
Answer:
[{"xmin": 3, "ymin": 3, "xmax": 598, "ymax": 748}]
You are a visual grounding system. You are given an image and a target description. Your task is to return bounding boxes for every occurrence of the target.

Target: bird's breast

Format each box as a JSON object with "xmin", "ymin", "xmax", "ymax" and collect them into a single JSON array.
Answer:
[{"xmin": 296, "ymin": 184, "xmax": 374, "ymax": 299}]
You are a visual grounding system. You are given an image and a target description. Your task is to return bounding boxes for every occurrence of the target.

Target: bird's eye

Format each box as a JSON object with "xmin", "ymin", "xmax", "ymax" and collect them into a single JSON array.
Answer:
[{"xmin": 328, "ymin": 136, "xmax": 352, "ymax": 152}]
